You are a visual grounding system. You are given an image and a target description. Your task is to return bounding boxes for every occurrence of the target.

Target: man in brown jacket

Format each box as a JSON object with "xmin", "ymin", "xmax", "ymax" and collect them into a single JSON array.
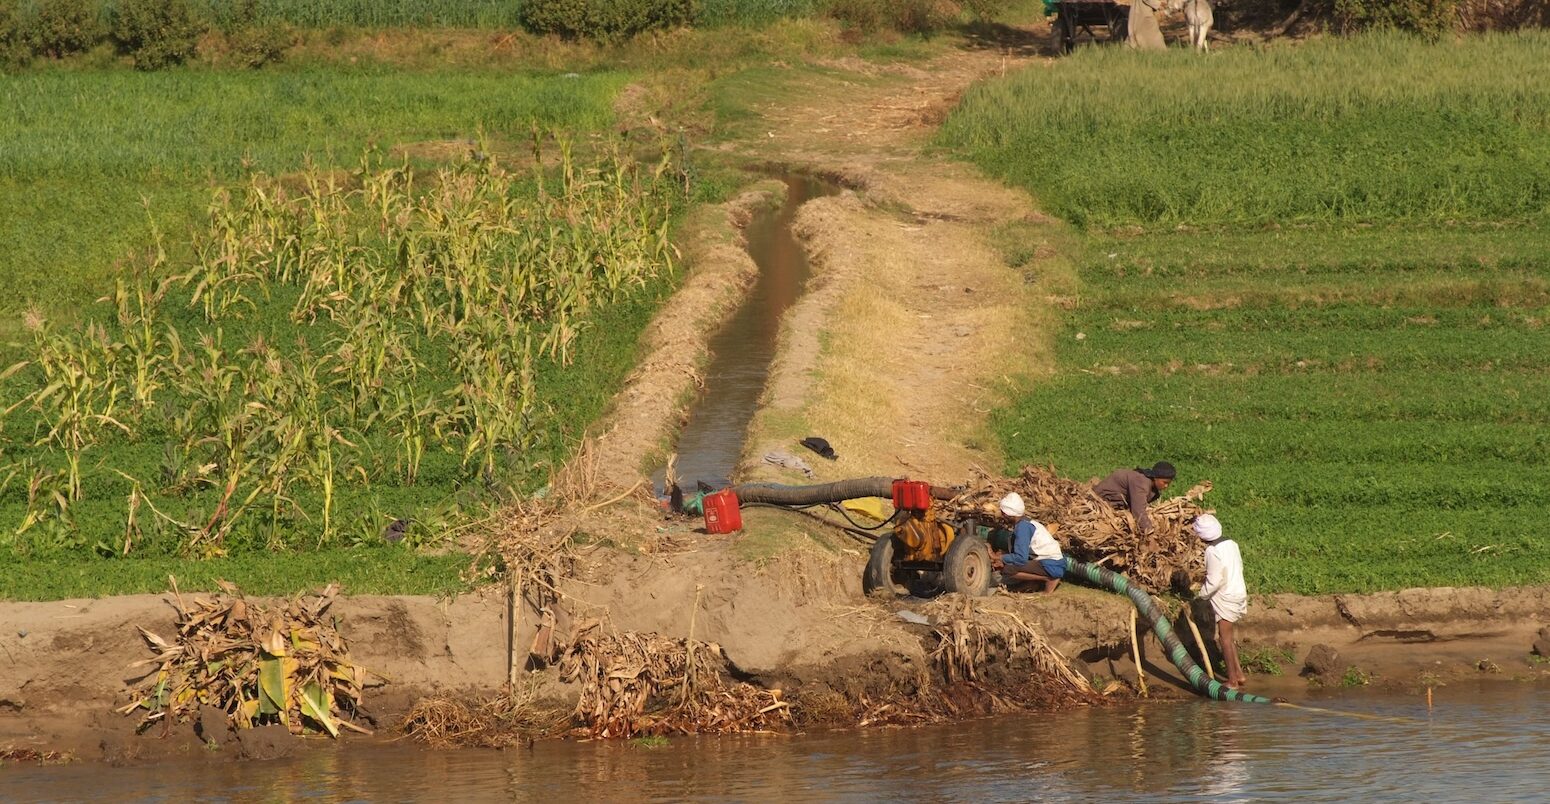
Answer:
[{"xmin": 1094, "ymin": 461, "xmax": 1176, "ymax": 534}]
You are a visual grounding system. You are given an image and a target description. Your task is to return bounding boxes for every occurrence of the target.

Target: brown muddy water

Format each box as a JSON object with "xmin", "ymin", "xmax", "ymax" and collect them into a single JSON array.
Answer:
[
  {"xmin": 11, "ymin": 681, "xmax": 1550, "ymax": 802},
  {"xmin": 662, "ymin": 174, "xmax": 838, "ymax": 491}
]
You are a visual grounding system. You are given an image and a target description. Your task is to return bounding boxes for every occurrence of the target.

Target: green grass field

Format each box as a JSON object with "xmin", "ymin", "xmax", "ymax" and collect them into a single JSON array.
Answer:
[
  {"xmin": 0, "ymin": 68, "xmax": 624, "ymax": 326},
  {"xmin": 943, "ymin": 34, "xmax": 1550, "ymax": 594}
]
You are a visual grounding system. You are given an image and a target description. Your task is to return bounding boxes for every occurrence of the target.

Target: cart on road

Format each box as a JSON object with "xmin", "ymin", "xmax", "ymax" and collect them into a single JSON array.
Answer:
[{"xmin": 1051, "ymin": 0, "xmax": 1129, "ymax": 53}]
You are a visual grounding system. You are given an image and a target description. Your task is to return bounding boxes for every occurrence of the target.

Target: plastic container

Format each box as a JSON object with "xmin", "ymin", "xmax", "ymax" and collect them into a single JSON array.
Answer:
[
  {"xmin": 702, "ymin": 488, "xmax": 743, "ymax": 534},
  {"xmin": 891, "ymin": 479, "xmax": 933, "ymax": 513}
]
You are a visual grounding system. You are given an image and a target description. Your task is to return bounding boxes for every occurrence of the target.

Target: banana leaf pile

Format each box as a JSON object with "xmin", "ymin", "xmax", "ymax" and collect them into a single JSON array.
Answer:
[
  {"xmin": 120, "ymin": 581, "xmax": 370, "ymax": 738},
  {"xmin": 558, "ymin": 621, "xmax": 789, "ymax": 738},
  {"xmin": 946, "ymin": 465, "xmax": 1214, "ymax": 589}
]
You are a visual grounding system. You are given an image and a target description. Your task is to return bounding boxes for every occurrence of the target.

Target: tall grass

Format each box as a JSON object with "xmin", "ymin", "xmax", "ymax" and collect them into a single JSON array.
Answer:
[
  {"xmin": 939, "ymin": 32, "xmax": 1550, "ymax": 227},
  {"xmin": 0, "ymin": 69, "xmax": 624, "ymax": 321},
  {"xmin": 116, "ymin": 0, "xmax": 825, "ymax": 30}
]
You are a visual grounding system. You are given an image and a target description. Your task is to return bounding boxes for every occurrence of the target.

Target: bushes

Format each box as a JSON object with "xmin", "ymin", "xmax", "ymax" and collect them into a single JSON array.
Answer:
[
  {"xmin": 225, "ymin": 20, "xmax": 290, "ymax": 68},
  {"xmin": 824, "ymin": 0, "xmax": 965, "ymax": 35},
  {"xmin": 1333, "ymin": 0, "xmax": 1461, "ymax": 38},
  {"xmin": 520, "ymin": 0, "xmax": 701, "ymax": 40},
  {"xmin": 112, "ymin": 0, "xmax": 206, "ymax": 69},
  {"xmin": 0, "ymin": 1, "xmax": 31, "ymax": 68},
  {"xmin": 29, "ymin": 0, "xmax": 105, "ymax": 58}
]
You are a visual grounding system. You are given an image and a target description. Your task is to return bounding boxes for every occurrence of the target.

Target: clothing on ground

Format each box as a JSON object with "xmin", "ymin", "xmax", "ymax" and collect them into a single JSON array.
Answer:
[
  {"xmin": 1199, "ymin": 538, "xmax": 1247, "ymax": 622},
  {"xmin": 1003, "ymin": 518, "xmax": 1062, "ymax": 567},
  {"xmin": 761, "ymin": 449, "xmax": 814, "ymax": 478},
  {"xmin": 1094, "ymin": 467, "xmax": 1159, "ymax": 533}
]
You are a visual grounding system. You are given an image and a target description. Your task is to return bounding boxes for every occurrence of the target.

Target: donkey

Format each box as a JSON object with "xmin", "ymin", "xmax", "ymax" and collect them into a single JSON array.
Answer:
[{"xmin": 1168, "ymin": 0, "xmax": 1214, "ymax": 52}]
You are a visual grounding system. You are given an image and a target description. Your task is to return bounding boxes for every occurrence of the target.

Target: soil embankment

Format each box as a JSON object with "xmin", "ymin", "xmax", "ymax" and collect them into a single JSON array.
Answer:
[{"xmin": 5, "ymin": 562, "xmax": 1550, "ymax": 762}]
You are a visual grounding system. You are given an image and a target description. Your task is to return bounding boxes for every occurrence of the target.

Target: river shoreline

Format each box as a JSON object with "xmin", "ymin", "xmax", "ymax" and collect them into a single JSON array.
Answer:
[{"xmin": 4, "ymin": 538, "xmax": 1548, "ymax": 766}]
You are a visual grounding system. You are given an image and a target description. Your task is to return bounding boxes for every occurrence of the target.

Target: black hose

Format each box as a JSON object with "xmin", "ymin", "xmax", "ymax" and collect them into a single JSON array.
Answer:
[{"xmin": 731, "ymin": 477, "xmax": 959, "ymax": 506}]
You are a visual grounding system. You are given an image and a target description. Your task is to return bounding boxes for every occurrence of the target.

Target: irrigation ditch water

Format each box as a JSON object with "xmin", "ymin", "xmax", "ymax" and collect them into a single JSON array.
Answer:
[
  {"xmin": 659, "ymin": 173, "xmax": 838, "ymax": 491},
  {"xmin": 12, "ymin": 680, "xmax": 1549, "ymax": 801}
]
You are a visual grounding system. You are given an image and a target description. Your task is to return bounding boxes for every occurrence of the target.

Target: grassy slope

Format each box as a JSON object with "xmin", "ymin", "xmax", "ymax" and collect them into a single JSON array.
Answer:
[{"xmin": 942, "ymin": 34, "xmax": 1550, "ymax": 594}]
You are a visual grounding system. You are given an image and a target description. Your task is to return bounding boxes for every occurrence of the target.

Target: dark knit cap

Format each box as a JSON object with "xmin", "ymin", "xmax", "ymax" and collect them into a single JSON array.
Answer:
[{"xmin": 1147, "ymin": 461, "xmax": 1176, "ymax": 479}]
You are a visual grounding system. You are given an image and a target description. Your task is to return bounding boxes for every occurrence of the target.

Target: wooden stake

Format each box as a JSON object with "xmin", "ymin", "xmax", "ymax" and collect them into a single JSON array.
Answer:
[
  {"xmin": 507, "ymin": 578, "xmax": 524, "ymax": 687},
  {"xmin": 1129, "ymin": 607, "xmax": 1148, "ymax": 697},
  {"xmin": 1184, "ymin": 607, "xmax": 1215, "ymax": 681},
  {"xmin": 682, "ymin": 583, "xmax": 704, "ymax": 707}
]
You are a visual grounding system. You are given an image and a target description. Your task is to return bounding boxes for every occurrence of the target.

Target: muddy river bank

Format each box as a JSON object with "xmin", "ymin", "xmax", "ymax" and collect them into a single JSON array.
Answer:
[{"xmin": 4, "ymin": 543, "xmax": 1549, "ymax": 769}]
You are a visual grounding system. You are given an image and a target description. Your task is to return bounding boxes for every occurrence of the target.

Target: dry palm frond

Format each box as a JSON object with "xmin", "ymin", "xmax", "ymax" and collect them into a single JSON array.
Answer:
[
  {"xmin": 401, "ymin": 679, "xmax": 566, "ymax": 748},
  {"xmin": 119, "ymin": 580, "xmax": 369, "ymax": 738},
  {"xmin": 558, "ymin": 621, "xmax": 789, "ymax": 738},
  {"xmin": 925, "ymin": 597, "xmax": 1099, "ymax": 711},
  {"xmin": 946, "ymin": 464, "xmax": 1213, "ymax": 589}
]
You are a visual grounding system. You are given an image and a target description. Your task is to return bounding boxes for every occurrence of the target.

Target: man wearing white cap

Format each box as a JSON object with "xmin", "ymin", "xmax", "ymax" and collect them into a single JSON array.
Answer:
[
  {"xmin": 1195, "ymin": 513, "xmax": 1247, "ymax": 689},
  {"xmin": 992, "ymin": 492, "xmax": 1065, "ymax": 593}
]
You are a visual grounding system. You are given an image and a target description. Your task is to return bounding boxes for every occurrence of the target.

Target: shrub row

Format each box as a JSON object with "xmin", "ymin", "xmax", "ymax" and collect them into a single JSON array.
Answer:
[
  {"xmin": 0, "ymin": 0, "xmax": 291, "ymax": 69},
  {"xmin": 0, "ymin": 0, "xmax": 1018, "ymax": 67}
]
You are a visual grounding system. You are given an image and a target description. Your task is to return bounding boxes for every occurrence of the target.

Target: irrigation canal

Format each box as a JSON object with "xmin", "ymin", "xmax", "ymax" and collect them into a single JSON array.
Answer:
[{"xmin": 658, "ymin": 173, "xmax": 837, "ymax": 491}]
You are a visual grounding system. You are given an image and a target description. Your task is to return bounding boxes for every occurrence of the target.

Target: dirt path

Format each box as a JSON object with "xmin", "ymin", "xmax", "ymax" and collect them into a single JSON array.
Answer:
[{"xmin": 718, "ymin": 42, "xmax": 1066, "ymax": 485}]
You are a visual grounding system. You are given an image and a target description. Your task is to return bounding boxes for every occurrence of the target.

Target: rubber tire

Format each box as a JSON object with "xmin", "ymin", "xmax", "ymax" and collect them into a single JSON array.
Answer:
[
  {"xmin": 863, "ymin": 536, "xmax": 899, "ymax": 596},
  {"xmin": 943, "ymin": 532, "xmax": 992, "ymax": 597}
]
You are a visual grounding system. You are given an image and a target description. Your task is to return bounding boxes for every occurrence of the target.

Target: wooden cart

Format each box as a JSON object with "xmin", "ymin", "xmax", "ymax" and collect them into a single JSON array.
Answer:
[{"xmin": 1052, "ymin": 0, "xmax": 1129, "ymax": 53}]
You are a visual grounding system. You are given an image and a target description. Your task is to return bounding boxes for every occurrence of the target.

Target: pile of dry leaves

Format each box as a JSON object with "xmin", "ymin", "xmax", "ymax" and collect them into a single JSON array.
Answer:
[
  {"xmin": 120, "ymin": 581, "xmax": 370, "ymax": 738},
  {"xmin": 558, "ymin": 621, "xmax": 789, "ymax": 738},
  {"xmin": 946, "ymin": 465, "xmax": 1214, "ymax": 589}
]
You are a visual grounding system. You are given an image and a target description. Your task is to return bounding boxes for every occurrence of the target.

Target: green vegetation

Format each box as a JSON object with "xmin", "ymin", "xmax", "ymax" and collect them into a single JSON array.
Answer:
[
  {"xmin": 940, "ymin": 32, "xmax": 1550, "ymax": 228},
  {"xmin": 1240, "ymin": 645, "xmax": 1296, "ymax": 676},
  {"xmin": 944, "ymin": 34, "xmax": 1550, "ymax": 594},
  {"xmin": 0, "ymin": 69, "xmax": 623, "ymax": 323},
  {"xmin": 1, "ymin": 137, "xmax": 680, "ymax": 567},
  {"xmin": 1, "ymin": 548, "xmax": 470, "ymax": 600},
  {"xmin": 1341, "ymin": 666, "xmax": 1373, "ymax": 687}
]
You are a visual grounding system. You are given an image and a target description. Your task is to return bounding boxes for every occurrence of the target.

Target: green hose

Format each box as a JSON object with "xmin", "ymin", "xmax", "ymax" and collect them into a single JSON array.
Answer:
[{"xmin": 1065, "ymin": 558, "xmax": 1272, "ymax": 704}]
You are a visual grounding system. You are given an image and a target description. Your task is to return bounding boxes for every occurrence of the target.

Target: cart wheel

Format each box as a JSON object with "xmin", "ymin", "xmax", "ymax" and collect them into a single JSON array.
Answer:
[
  {"xmin": 943, "ymin": 532, "xmax": 993, "ymax": 597},
  {"xmin": 863, "ymin": 535, "xmax": 899, "ymax": 596}
]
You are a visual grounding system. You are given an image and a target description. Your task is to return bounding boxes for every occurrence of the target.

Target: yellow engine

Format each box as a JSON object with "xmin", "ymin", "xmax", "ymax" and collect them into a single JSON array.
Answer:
[{"xmin": 892, "ymin": 508, "xmax": 957, "ymax": 564}]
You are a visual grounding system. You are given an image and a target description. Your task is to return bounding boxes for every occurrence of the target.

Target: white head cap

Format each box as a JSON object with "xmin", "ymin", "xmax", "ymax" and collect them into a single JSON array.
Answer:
[
  {"xmin": 999, "ymin": 492, "xmax": 1026, "ymax": 518},
  {"xmin": 1194, "ymin": 513, "xmax": 1222, "ymax": 543}
]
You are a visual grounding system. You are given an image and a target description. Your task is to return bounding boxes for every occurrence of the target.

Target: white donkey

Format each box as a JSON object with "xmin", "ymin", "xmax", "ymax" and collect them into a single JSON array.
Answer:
[{"xmin": 1168, "ymin": 0, "xmax": 1214, "ymax": 52}]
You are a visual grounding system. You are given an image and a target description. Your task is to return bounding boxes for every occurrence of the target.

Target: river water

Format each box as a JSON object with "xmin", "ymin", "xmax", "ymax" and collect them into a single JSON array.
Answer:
[{"xmin": 10, "ymin": 680, "xmax": 1548, "ymax": 802}]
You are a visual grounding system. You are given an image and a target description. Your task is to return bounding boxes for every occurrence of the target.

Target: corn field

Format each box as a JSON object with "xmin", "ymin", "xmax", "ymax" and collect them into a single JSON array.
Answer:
[{"xmin": 0, "ymin": 136, "xmax": 680, "ymax": 557}]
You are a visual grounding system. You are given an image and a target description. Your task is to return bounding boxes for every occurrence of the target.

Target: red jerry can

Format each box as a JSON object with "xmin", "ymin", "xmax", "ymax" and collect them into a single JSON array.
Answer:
[
  {"xmin": 891, "ymin": 479, "xmax": 932, "ymax": 513},
  {"xmin": 703, "ymin": 489, "xmax": 743, "ymax": 534}
]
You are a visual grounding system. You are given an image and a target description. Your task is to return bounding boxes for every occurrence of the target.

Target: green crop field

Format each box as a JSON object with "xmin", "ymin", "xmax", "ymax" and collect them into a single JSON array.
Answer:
[
  {"xmin": 1, "ymin": 68, "xmax": 625, "ymax": 327},
  {"xmin": 943, "ymin": 34, "xmax": 1550, "ymax": 594},
  {"xmin": 0, "ymin": 67, "xmax": 697, "ymax": 600}
]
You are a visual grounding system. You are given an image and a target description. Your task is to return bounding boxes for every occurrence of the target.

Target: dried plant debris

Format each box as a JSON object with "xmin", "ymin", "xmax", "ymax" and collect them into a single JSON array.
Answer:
[
  {"xmin": 402, "ymin": 681, "xmax": 567, "ymax": 749},
  {"xmin": 558, "ymin": 621, "xmax": 790, "ymax": 738},
  {"xmin": 0, "ymin": 747, "xmax": 72, "ymax": 765},
  {"xmin": 948, "ymin": 464, "xmax": 1214, "ymax": 589},
  {"xmin": 120, "ymin": 580, "xmax": 370, "ymax": 738},
  {"xmin": 927, "ymin": 599, "xmax": 1096, "ymax": 710}
]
